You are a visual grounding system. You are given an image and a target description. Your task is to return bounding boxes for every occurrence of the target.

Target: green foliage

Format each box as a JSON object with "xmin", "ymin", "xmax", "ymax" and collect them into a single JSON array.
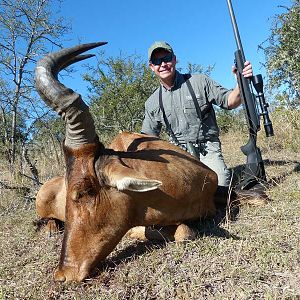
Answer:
[
  {"xmin": 264, "ymin": 107, "xmax": 300, "ymax": 152},
  {"xmin": 260, "ymin": 0, "xmax": 300, "ymax": 106},
  {"xmin": 84, "ymin": 53, "xmax": 158, "ymax": 143},
  {"xmin": 32, "ymin": 116, "xmax": 65, "ymax": 146},
  {"xmin": 216, "ymin": 109, "xmax": 246, "ymax": 134},
  {"xmin": 177, "ymin": 62, "xmax": 215, "ymax": 76},
  {"xmin": 0, "ymin": 111, "xmax": 26, "ymax": 160}
]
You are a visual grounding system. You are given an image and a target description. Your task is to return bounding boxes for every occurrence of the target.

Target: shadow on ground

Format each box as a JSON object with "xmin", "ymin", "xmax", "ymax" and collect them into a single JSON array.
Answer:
[{"xmin": 230, "ymin": 159, "xmax": 300, "ymax": 188}]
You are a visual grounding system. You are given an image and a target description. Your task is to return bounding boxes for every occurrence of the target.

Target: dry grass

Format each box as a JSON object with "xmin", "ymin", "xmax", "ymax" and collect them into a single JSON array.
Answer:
[{"xmin": 1, "ymin": 115, "xmax": 300, "ymax": 299}]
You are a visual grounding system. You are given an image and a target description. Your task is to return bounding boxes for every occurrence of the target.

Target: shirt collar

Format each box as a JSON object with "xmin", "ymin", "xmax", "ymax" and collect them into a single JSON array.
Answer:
[{"xmin": 160, "ymin": 70, "xmax": 182, "ymax": 91}]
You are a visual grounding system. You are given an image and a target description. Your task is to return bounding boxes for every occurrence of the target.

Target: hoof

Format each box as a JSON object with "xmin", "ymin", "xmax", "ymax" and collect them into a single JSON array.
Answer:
[
  {"xmin": 174, "ymin": 224, "xmax": 196, "ymax": 241},
  {"xmin": 144, "ymin": 224, "xmax": 195, "ymax": 242},
  {"xmin": 126, "ymin": 226, "xmax": 147, "ymax": 240},
  {"xmin": 126, "ymin": 224, "xmax": 196, "ymax": 242},
  {"xmin": 54, "ymin": 269, "xmax": 66, "ymax": 282}
]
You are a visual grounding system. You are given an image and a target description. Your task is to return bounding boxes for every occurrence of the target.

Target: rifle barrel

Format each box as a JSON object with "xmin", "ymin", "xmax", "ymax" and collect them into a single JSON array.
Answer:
[{"xmin": 226, "ymin": 0, "xmax": 246, "ymax": 62}]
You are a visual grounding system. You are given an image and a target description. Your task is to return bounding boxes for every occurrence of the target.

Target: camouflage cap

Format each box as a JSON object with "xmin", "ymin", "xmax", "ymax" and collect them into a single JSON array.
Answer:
[{"xmin": 148, "ymin": 41, "xmax": 173, "ymax": 61}]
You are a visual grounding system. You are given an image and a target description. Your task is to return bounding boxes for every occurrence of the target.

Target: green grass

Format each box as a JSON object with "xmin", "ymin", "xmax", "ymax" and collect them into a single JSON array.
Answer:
[{"xmin": 1, "ymin": 126, "xmax": 300, "ymax": 299}]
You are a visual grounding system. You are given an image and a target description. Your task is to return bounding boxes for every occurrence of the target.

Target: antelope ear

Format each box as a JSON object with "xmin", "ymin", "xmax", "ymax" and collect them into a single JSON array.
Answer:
[
  {"xmin": 113, "ymin": 177, "xmax": 162, "ymax": 192},
  {"xmin": 104, "ymin": 162, "xmax": 162, "ymax": 192}
]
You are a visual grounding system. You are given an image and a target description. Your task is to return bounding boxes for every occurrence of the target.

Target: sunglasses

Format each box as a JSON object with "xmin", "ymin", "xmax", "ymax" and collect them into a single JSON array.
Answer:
[{"xmin": 151, "ymin": 53, "xmax": 174, "ymax": 66}]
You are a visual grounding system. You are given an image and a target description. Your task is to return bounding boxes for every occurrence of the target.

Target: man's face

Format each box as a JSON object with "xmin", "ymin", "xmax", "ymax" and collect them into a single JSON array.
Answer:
[{"xmin": 149, "ymin": 49, "xmax": 176, "ymax": 82}]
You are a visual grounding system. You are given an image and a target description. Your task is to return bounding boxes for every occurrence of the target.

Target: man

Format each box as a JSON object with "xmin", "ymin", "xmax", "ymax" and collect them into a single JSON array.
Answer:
[{"xmin": 141, "ymin": 41, "xmax": 253, "ymax": 195}]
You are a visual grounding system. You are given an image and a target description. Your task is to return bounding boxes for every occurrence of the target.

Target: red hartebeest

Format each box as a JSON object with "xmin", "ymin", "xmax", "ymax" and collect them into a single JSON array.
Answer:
[{"xmin": 35, "ymin": 42, "xmax": 264, "ymax": 282}]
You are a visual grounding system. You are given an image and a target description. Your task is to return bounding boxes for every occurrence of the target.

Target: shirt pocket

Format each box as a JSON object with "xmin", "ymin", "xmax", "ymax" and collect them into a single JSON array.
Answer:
[{"xmin": 183, "ymin": 99, "xmax": 208, "ymax": 120}]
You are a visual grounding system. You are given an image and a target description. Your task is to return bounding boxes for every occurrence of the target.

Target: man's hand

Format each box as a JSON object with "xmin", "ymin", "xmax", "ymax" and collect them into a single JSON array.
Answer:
[
  {"xmin": 232, "ymin": 60, "xmax": 253, "ymax": 78},
  {"xmin": 228, "ymin": 61, "xmax": 253, "ymax": 109}
]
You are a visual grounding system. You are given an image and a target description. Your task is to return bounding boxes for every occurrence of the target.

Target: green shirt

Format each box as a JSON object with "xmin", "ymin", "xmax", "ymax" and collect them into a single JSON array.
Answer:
[{"xmin": 141, "ymin": 71, "xmax": 232, "ymax": 144}]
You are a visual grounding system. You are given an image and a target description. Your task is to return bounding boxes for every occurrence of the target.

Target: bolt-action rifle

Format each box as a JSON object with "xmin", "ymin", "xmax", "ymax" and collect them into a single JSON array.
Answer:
[{"xmin": 226, "ymin": 0, "xmax": 274, "ymax": 190}]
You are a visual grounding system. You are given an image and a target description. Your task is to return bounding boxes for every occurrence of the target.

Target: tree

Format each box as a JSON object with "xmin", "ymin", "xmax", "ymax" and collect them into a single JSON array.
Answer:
[
  {"xmin": 0, "ymin": 0, "xmax": 70, "ymax": 173},
  {"xmin": 179, "ymin": 62, "xmax": 215, "ymax": 76},
  {"xmin": 84, "ymin": 53, "xmax": 158, "ymax": 143},
  {"xmin": 260, "ymin": 0, "xmax": 300, "ymax": 107}
]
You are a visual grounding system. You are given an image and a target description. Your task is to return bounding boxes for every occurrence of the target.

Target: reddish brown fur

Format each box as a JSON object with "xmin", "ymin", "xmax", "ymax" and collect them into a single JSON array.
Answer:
[
  {"xmin": 36, "ymin": 176, "xmax": 66, "ymax": 222},
  {"xmin": 36, "ymin": 132, "xmax": 218, "ymax": 282}
]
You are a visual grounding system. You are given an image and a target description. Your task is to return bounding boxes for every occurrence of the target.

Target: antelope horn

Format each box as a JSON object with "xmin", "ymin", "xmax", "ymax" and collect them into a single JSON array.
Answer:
[{"xmin": 35, "ymin": 42, "xmax": 107, "ymax": 148}]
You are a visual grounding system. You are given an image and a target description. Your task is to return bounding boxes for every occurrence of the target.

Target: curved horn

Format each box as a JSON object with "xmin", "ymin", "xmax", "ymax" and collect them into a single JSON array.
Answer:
[
  {"xmin": 35, "ymin": 42, "xmax": 107, "ymax": 148},
  {"xmin": 35, "ymin": 42, "xmax": 107, "ymax": 106}
]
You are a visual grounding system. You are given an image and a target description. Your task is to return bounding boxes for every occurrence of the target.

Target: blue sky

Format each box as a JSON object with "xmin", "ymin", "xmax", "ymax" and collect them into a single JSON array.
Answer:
[{"xmin": 58, "ymin": 0, "xmax": 291, "ymax": 97}]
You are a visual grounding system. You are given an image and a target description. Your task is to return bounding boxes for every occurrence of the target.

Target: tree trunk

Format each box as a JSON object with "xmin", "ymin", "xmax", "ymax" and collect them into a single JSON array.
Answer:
[{"xmin": 11, "ymin": 105, "xmax": 17, "ymax": 169}]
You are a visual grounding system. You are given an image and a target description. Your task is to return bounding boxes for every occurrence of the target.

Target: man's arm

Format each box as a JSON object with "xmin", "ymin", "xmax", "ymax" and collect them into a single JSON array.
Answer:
[
  {"xmin": 228, "ymin": 60, "xmax": 253, "ymax": 109},
  {"xmin": 141, "ymin": 106, "xmax": 162, "ymax": 136}
]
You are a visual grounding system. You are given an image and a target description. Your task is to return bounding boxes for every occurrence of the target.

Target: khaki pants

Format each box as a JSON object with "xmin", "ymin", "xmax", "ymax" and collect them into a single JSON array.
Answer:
[{"xmin": 198, "ymin": 140, "xmax": 231, "ymax": 187}]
